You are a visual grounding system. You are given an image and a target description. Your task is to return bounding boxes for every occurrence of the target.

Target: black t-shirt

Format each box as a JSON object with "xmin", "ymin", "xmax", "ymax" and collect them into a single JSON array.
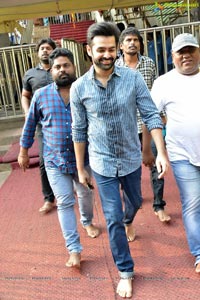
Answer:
[{"xmin": 22, "ymin": 64, "xmax": 53, "ymax": 95}]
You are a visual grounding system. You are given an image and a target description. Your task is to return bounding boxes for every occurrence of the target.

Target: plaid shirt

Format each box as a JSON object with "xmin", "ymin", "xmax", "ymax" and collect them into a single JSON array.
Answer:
[
  {"xmin": 116, "ymin": 54, "xmax": 157, "ymax": 133},
  {"xmin": 20, "ymin": 82, "xmax": 88, "ymax": 174}
]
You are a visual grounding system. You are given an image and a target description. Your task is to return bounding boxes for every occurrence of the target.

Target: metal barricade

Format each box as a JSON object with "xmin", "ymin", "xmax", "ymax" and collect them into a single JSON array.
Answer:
[
  {"xmin": 61, "ymin": 39, "xmax": 87, "ymax": 77},
  {"xmin": 140, "ymin": 21, "xmax": 200, "ymax": 75},
  {"xmin": 0, "ymin": 44, "xmax": 37, "ymax": 118},
  {"xmin": 0, "ymin": 40, "xmax": 86, "ymax": 118}
]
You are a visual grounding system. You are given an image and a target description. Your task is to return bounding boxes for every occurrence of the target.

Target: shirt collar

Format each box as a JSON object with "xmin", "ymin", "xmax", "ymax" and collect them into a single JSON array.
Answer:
[
  {"xmin": 36, "ymin": 63, "xmax": 51, "ymax": 71},
  {"xmin": 88, "ymin": 64, "xmax": 121, "ymax": 80},
  {"xmin": 118, "ymin": 53, "xmax": 142, "ymax": 68}
]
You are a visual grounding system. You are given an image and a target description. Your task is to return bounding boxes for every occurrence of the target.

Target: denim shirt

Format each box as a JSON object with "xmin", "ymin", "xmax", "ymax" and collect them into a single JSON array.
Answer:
[{"xmin": 71, "ymin": 65, "xmax": 162, "ymax": 177}]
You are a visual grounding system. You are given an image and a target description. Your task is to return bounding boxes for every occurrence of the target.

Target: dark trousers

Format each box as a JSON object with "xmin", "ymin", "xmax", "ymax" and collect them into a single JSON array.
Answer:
[
  {"xmin": 123, "ymin": 131, "xmax": 166, "ymax": 223},
  {"xmin": 150, "ymin": 138, "xmax": 166, "ymax": 211},
  {"xmin": 37, "ymin": 124, "xmax": 55, "ymax": 203}
]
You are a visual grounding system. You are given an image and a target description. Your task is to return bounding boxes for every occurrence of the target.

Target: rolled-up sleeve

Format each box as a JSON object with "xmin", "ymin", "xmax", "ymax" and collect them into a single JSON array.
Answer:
[
  {"xmin": 70, "ymin": 82, "xmax": 88, "ymax": 143},
  {"xmin": 20, "ymin": 94, "xmax": 40, "ymax": 149}
]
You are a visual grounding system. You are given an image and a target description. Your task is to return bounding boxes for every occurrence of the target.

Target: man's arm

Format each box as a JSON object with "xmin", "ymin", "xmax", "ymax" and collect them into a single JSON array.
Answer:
[
  {"xmin": 142, "ymin": 124, "xmax": 155, "ymax": 168},
  {"xmin": 21, "ymin": 89, "xmax": 32, "ymax": 117},
  {"xmin": 149, "ymin": 128, "xmax": 169, "ymax": 179},
  {"xmin": 73, "ymin": 141, "xmax": 92, "ymax": 187},
  {"xmin": 18, "ymin": 92, "xmax": 40, "ymax": 171}
]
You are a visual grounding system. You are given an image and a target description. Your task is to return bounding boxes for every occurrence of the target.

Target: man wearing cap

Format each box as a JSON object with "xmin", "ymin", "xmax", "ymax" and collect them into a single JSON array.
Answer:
[{"xmin": 145, "ymin": 33, "xmax": 200, "ymax": 273}]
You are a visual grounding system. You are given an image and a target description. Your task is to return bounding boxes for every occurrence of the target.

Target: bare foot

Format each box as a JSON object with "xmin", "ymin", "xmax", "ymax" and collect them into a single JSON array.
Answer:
[
  {"xmin": 83, "ymin": 224, "xmax": 100, "ymax": 238},
  {"xmin": 125, "ymin": 224, "xmax": 136, "ymax": 242},
  {"xmin": 66, "ymin": 253, "xmax": 81, "ymax": 268},
  {"xmin": 39, "ymin": 202, "xmax": 56, "ymax": 214},
  {"xmin": 195, "ymin": 263, "xmax": 200, "ymax": 274},
  {"xmin": 116, "ymin": 278, "xmax": 133, "ymax": 298},
  {"xmin": 155, "ymin": 210, "xmax": 171, "ymax": 222}
]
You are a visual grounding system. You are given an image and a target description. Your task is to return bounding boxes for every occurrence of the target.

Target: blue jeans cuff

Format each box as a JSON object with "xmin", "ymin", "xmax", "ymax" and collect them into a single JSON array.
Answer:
[
  {"xmin": 195, "ymin": 257, "xmax": 200, "ymax": 266},
  {"xmin": 119, "ymin": 271, "xmax": 134, "ymax": 279}
]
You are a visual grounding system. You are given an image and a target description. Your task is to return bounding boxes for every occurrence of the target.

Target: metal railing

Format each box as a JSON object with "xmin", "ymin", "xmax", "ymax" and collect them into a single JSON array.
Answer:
[
  {"xmin": 140, "ymin": 21, "xmax": 200, "ymax": 75},
  {"xmin": 0, "ymin": 44, "xmax": 38, "ymax": 118},
  {"xmin": 0, "ymin": 41, "xmax": 87, "ymax": 118},
  {"xmin": 48, "ymin": 13, "xmax": 93, "ymax": 25},
  {"xmin": 0, "ymin": 21, "xmax": 199, "ymax": 119}
]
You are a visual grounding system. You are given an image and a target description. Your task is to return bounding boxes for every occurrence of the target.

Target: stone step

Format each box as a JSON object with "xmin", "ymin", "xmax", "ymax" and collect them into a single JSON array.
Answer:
[
  {"xmin": 0, "ymin": 116, "xmax": 24, "ymax": 131},
  {"xmin": 0, "ymin": 170, "xmax": 11, "ymax": 188},
  {"xmin": 0, "ymin": 163, "xmax": 12, "ymax": 172},
  {"xmin": 0, "ymin": 127, "xmax": 22, "ymax": 145},
  {"xmin": 0, "ymin": 117, "xmax": 23, "ymax": 187},
  {"xmin": 0, "ymin": 144, "xmax": 10, "ymax": 156},
  {"xmin": 0, "ymin": 163, "xmax": 12, "ymax": 188}
]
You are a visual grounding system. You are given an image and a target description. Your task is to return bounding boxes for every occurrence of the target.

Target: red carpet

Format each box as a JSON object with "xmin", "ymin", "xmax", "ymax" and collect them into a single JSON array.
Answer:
[
  {"xmin": 0, "ymin": 166, "xmax": 199, "ymax": 300},
  {"xmin": 0, "ymin": 139, "xmax": 39, "ymax": 169}
]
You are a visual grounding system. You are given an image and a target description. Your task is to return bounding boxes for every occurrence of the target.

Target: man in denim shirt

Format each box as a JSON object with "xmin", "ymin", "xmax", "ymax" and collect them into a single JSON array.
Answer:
[{"xmin": 70, "ymin": 22, "xmax": 169, "ymax": 298}]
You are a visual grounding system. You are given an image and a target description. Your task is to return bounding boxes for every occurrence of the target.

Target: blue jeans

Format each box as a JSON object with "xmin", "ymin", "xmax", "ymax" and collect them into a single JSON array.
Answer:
[
  {"xmin": 92, "ymin": 167, "xmax": 142, "ymax": 278},
  {"xmin": 73, "ymin": 167, "xmax": 94, "ymax": 227},
  {"xmin": 171, "ymin": 160, "xmax": 200, "ymax": 266},
  {"xmin": 45, "ymin": 165, "xmax": 94, "ymax": 253},
  {"xmin": 37, "ymin": 124, "xmax": 55, "ymax": 203}
]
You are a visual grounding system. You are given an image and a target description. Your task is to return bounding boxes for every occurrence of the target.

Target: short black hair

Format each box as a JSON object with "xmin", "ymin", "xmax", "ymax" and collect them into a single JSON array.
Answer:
[
  {"xmin": 36, "ymin": 38, "xmax": 57, "ymax": 52},
  {"xmin": 119, "ymin": 27, "xmax": 141, "ymax": 44},
  {"xmin": 49, "ymin": 48, "xmax": 74, "ymax": 66},
  {"xmin": 119, "ymin": 27, "xmax": 144, "ymax": 55},
  {"xmin": 116, "ymin": 22, "xmax": 125, "ymax": 32},
  {"xmin": 87, "ymin": 22, "xmax": 120, "ymax": 46}
]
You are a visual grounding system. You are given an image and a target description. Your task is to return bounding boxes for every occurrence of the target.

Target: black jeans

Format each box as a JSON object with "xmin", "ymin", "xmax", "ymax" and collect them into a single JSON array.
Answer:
[
  {"xmin": 37, "ymin": 124, "xmax": 55, "ymax": 203},
  {"xmin": 150, "ymin": 135, "xmax": 166, "ymax": 212}
]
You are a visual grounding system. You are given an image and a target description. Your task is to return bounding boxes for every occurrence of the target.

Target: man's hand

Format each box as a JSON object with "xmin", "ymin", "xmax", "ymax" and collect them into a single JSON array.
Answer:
[
  {"xmin": 78, "ymin": 168, "xmax": 92, "ymax": 188},
  {"xmin": 142, "ymin": 148, "xmax": 155, "ymax": 168},
  {"xmin": 155, "ymin": 151, "xmax": 169, "ymax": 179},
  {"xmin": 18, "ymin": 153, "xmax": 29, "ymax": 171}
]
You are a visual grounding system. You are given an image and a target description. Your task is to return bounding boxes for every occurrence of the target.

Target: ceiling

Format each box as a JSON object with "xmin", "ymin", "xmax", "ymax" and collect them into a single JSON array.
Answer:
[{"xmin": 0, "ymin": 0, "xmax": 176, "ymax": 22}]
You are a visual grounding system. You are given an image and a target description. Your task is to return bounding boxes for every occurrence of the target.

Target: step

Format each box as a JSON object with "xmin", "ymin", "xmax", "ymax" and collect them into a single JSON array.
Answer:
[
  {"xmin": 0, "ymin": 144, "xmax": 10, "ymax": 156},
  {"xmin": 0, "ymin": 128, "xmax": 22, "ymax": 145},
  {"xmin": 0, "ymin": 163, "xmax": 12, "ymax": 188},
  {"xmin": 0, "ymin": 163, "xmax": 12, "ymax": 172},
  {"xmin": 0, "ymin": 170, "xmax": 11, "ymax": 188},
  {"xmin": 0, "ymin": 115, "xmax": 24, "ymax": 131}
]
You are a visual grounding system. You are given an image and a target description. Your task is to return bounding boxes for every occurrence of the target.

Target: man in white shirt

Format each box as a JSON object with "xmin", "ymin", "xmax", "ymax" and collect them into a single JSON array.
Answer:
[{"xmin": 145, "ymin": 33, "xmax": 200, "ymax": 274}]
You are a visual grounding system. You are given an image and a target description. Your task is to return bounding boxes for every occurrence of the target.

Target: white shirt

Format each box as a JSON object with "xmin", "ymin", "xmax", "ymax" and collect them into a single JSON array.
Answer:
[{"xmin": 151, "ymin": 69, "xmax": 200, "ymax": 166}]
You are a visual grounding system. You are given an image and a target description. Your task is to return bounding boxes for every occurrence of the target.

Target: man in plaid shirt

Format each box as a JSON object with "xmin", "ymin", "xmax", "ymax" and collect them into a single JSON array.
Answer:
[{"xmin": 18, "ymin": 48, "xmax": 99, "ymax": 268}]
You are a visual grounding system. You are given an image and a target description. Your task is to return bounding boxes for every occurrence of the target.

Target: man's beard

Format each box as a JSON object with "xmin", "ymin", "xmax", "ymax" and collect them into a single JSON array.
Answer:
[
  {"xmin": 55, "ymin": 74, "xmax": 76, "ymax": 87},
  {"xmin": 94, "ymin": 57, "xmax": 116, "ymax": 71},
  {"xmin": 40, "ymin": 57, "xmax": 49, "ymax": 64}
]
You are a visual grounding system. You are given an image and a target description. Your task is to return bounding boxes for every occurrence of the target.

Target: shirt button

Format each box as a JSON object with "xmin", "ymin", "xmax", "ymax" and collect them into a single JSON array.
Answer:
[
  {"xmin": 67, "ymin": 148, "xmax": 69, "ymax": 151},
  {"xmin": 66, "ymin": 136, "xmax": 69, "ymax": 139},
  {"xmin": 66, "ymin": 122, "xmax": 68, "ymax": 125}
]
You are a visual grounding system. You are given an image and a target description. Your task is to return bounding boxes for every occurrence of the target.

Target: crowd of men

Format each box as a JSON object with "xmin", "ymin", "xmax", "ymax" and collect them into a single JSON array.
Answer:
[{"xmin": 17, "ymin": 22, "xmax": 200, "ymax": 298}]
